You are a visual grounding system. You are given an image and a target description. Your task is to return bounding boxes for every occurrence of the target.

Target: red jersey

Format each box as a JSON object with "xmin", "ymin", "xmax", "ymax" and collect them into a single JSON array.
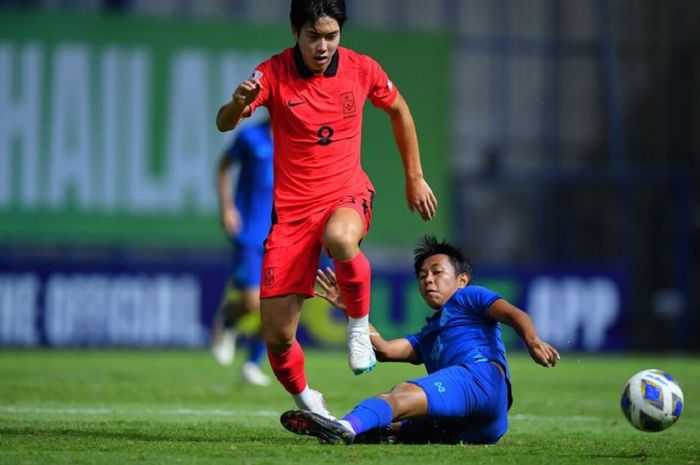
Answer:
[{"xmin": 247, "ymin": 46, "xmax": 398, "ymax": 223}]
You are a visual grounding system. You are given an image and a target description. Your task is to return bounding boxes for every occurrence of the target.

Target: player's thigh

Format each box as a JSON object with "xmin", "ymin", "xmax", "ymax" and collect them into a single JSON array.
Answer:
[
  {"xmin": 324, "ymin": 207, "xmax": 364, "ymax": 249},
  {"xmin": 379, "ymin": 382, "xmax": 428, "ymax": 420},
  {"xmin": 456, "ymin": 362, "xmax": 509, "ymax": 443},
  {"xmin": 407, "ymin": 363, "xmax": 505, "ymax": 418},
  {"xmin": 322, "ymin": 191, "xmax": 374, "ymax": 251},
  {"xmin": 403, "ymin": 363, "xmax": 509, "ymax": 444}
]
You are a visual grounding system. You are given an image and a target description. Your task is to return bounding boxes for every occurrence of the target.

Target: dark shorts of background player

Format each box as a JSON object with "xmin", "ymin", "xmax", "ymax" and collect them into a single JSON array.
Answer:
[
  {"xmin": 400, "ymin": 361, "xmax": 509, "ymax": 444},
  {"xmin": 230, "ymin": 240, "xmax": 265, "ymax": 289},
  {"xmin": 260, "ymin": 190, "xmax": 374, "ymax": 299}
]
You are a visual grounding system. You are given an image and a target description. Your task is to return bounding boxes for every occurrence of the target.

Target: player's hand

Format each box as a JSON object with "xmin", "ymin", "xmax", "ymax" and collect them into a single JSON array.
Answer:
[
  {"xmin": 232, "ymin": 77, "xmax": 262, "ymax": 109},
  {"xmin": 526, "ymin": 338, "xmax": 560, "ymax": 368},
  {"xmin": 406, "ymin": 177, "xmax": 437, "ymax": 221},
  {"xmin": 314, "ymin": 267, "xmax": 346, "ymax": 311},
  {"xmin": 220, "ymin": 207, "xmax": 242, "ymax": 236}
]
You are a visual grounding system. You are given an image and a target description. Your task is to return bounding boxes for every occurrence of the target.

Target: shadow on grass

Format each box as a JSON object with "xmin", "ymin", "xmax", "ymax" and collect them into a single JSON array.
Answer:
[
  {"xmin": 588, "ymin": 453, "xmax": 648, "ymax": 461},
  {"xmin": 0, "ymin": 424, "xmax": 285, "ymax": 445}
]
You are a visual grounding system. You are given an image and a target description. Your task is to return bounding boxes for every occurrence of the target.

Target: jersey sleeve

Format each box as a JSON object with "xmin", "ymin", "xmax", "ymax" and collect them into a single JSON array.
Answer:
[
  {"xmin": 405, "ymin": 332, "xmax": 420, "ymax": 349},
  {"xmin": 366, "ymin": 56, "xmax": 398, "ymax": 108},
  {"xmin": 453, "ymin": 286, "xmax": 502, "ymax": 317},
  {"xmin": 247, "ymin": 60, "xmax": 272, "ymax": 115},
  {"xmin": 404, "ymin": 333, "xmax": 423, "ymax": 362}
]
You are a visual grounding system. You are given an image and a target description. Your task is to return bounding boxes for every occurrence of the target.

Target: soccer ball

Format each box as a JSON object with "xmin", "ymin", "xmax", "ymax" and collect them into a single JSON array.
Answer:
[{"xmin": 620, "ymin": 369, "xmax": 683, "ymax": 432}]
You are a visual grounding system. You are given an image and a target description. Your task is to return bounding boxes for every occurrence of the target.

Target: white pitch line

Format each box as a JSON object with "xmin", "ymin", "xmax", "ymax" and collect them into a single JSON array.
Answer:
[{"xmin": 0, "ymin": 406, "xmax": 278, "ymax": 417}]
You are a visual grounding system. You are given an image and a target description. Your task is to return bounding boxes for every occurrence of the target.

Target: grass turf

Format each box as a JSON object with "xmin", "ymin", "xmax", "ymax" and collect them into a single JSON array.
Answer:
[{"xmin": 0, "ymin": 349, "xmax": 698, "ymax": 464}]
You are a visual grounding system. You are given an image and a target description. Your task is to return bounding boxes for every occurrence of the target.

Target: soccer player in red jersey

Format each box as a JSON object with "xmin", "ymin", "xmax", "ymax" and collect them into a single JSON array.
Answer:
[{"xmin": 216, "ymin": 0, "xmax": 437, "ymax": 418}]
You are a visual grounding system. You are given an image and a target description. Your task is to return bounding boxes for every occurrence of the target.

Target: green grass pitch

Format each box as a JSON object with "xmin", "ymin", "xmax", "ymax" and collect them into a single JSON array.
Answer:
[{"xmin": 1, "ymin": 349, "xmax": 698, "ymax": 464}]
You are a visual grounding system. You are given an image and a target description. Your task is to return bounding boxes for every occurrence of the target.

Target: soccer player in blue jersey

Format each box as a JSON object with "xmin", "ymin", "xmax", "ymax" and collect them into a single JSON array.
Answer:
[
  {"xmin": 211, "ymin": 118, "xmax": 274, "ymax": 386},
  {"xmin": 280, "ymin": 235, "xmax": 560, "ymax": 444}
]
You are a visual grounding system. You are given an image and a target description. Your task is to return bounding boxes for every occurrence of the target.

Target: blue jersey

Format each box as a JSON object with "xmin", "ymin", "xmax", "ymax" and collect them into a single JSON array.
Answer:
[
  {"xmin": 226, "ymin": 121, "xmax": 274, "ymax": 247},
  {"xmin": 406, "ymin": 286, "xmax": 510, "ymax": 381}
]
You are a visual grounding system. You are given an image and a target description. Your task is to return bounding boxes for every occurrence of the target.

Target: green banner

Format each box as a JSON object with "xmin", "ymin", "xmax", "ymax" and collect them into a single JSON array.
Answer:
[{"xmin": 0, "ymin": 12, "xmax": 448, "ymax": 248}]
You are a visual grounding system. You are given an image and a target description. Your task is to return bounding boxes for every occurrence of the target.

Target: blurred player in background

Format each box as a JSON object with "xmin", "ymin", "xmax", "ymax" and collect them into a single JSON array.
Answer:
[
  {"xmin": 211, "ymin": 118, "xmax": 273, "ymax": 386},
  {"xmin": 281, "ymin": 235, "xmax": 560, "ymax": 444},
  {"xmin": 216, "ymin": 0, "xmax": 437, "ymax": 417}
]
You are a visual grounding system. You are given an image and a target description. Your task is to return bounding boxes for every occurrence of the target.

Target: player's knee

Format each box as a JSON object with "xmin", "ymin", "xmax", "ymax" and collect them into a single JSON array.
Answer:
[
  {"xmin": 261, "ymin": 325, "xmax": 294, "ymax": 353},
  {"xmin": 380, "ymin": 383, "xmax": 423, "ymax": 418},
  {"xmin": 389, "ymin": 381, "xmax": 418, "ymax": 394},
  {"xmin": 324, "ymin": 225, "xmax": 361, "ymax": 258},
  {"xmin": 264, "ymin": 337, "xmax": 293, "ymax": 354},
  {"xmin": 379, "ymin": 395, "xmax": 409, "ymax": 419}
]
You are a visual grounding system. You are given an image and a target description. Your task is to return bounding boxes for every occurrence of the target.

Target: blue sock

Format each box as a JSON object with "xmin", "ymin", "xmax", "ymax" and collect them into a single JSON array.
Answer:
[
  {"xmin": 248, "ymin": 338, "xmax": 266, "ymax": 365},
  {"xmin": 342, "ymin": 398, "xmax": 394, "ymax": 435}
]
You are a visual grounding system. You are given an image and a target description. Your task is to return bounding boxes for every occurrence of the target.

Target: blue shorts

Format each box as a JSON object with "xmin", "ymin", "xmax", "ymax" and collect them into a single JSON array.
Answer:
[
  {"xmin": 230, "ymin": 241, "xmax": 264, "ymax": 288},
  {"xmin": 404, "ymin": 362, "xmax": 509, "ymax": 444}
]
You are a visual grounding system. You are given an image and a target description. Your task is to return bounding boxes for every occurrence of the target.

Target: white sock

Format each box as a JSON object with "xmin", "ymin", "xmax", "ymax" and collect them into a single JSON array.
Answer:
[
  {"xmin": 292, "ymin": 385, "xmax": 314, "ymax": 409},
  {"xmin": 348, "ymin": 315, "xmax": 369, "ymax": 331}
]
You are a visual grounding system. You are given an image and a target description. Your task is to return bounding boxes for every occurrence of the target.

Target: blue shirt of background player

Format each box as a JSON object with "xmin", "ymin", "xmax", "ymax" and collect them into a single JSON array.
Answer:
[
  {"xmin": 225, "ymin": 120, "xmax": 274, "ymax": 247},
  {"xmin": 406, "ymin": 285, "xmax": 513, "ymax": 405}
]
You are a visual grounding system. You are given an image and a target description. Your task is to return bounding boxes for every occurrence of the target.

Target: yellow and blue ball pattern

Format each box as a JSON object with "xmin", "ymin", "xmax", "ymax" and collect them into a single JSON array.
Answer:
[{"xmin": 620, "ymin": 369, "xmax": 683, "ymax": 432}]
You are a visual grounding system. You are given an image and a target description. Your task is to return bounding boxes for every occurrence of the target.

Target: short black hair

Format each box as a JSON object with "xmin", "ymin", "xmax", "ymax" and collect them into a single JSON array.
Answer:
[
  {"xmin": 413, "ymin": 235, "xmax": 473, "ymax": 278},
  {"xmin": 290, "ymin": 0, "xmax": 347, "ymax": 33}
]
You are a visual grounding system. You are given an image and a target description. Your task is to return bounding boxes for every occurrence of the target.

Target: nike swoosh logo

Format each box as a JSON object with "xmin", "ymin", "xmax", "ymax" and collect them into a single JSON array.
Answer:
[{"xmin": 287, "ymin": 100, "xmax": 306, "ymax": 107}]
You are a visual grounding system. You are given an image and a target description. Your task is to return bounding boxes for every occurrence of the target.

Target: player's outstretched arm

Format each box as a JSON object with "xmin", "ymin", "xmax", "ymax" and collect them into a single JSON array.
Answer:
[
  {"xmin": 382, "ymin": 93, "xmax": 437, "ymax": 221},
  {"xmin": 368, "ymin": 328, "xmax": 420, "ymax": 364},
  {"xmin": 315, "ymin": 267, "xmax": 420, "ymax": 364},
  {"xmin": 216, "ymin": 78, "xmax": 261, "ymax": 131},
  {"xmin": 487, "ymin": 299, "xmax": 560, "ymax": 367},
  {"xmin": 216, "ymin": 154, "xmax": 242, "ymax": 236}
]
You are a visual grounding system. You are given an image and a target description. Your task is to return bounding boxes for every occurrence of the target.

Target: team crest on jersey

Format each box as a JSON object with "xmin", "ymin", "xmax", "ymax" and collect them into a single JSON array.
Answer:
[{"xmin": 340, "ymin": 91, "xmax": 357, "ymax": 117}]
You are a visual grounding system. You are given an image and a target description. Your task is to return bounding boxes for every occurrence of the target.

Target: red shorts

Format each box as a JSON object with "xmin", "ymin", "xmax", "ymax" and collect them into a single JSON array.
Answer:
[{"xmin": 260, "ymin": 191, "xmax": 374, "ymax": 299}]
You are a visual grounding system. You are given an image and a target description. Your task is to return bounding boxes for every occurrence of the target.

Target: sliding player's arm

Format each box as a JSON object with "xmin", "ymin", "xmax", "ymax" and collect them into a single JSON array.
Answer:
[
  {"xmin": 314, "ymin": 267, "xmax": 420, "ymax": 364},
  {"xmin": 367, "ymin": 326, "xmax": 421, "ymax": 364},
  {"xmin": 487, "ymin": 298, "xmax": 560, "ymax": 367}
]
